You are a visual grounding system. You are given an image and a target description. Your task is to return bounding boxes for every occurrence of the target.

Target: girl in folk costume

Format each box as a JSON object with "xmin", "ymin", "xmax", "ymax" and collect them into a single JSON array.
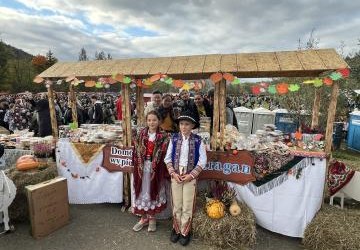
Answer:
[
  {"xmin": 132, "ymin": 110, "xmax": 170, "ymax": 232},
  {"xmin": 164, "ymin": 110, "xmax": 207, "ymax": 246}
]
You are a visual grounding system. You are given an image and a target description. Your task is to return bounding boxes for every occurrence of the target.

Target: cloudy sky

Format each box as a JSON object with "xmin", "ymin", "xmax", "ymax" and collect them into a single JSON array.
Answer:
[{"xmin": 0, "ymin": 0, "xmax": 359, "ymax": 61}]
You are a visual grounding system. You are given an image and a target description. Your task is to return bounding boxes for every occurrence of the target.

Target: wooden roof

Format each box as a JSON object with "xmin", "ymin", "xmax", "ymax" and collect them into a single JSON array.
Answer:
[{"xmin": 39, "ymin": 49, "xmax": 349, "ymax": 79}]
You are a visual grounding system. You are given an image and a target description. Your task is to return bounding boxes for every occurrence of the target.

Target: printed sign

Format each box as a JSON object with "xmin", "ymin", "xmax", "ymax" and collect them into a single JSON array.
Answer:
[
  {"xmin": 102, "ymin": 145, "xmax": 133, "ymax": 172},
  {"xmin": 199, "ymin": 150, "xmax": 255, "ymax": 185}
]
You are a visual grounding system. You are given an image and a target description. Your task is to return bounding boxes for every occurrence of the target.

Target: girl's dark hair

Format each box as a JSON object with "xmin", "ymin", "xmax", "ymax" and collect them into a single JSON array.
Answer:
[{"xmin": 146, "ymin": 110, "xmax": 162, "ymax": 121}]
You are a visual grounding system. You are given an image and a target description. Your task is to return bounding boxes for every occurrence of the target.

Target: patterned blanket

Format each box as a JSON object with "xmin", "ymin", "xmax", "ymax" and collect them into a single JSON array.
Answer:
[{"xmin": 327, "ymin": 160, "xmax": 355, "ymax": 196}]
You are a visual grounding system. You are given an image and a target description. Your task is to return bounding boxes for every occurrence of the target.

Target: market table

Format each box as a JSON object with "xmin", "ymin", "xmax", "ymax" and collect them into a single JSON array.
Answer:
[
  {"xmin": 56, "ymin": 139, "xmax": 123, "ymax": 204},
  {"xmin": 229, "ymin": 151, "xmax": 327, "ymax": 238}
]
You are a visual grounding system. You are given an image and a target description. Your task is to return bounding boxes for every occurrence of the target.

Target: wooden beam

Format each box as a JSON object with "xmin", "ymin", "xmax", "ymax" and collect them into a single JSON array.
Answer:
[
  {"xmin": 47, "ymin": 85, "xmax": 58, "ymax": 139},
  {"xmin": 211, "ymin": 83, "xmax": 220, "ymax": 150},
  {"xmin": 311, "ymin": 88, "xmax": 322, "ymax": 130},
  {"xmin": 325, "ymin": 81, "xmax": 340, "ymax": 154},
  {"xmin": 121, "ymin": 84, "xmax": 127, "ymax": 146},
  {"xmin": 219, "ymin": 80, "xmax": 226, "ymax": 151},
  {"xmin": 69, "ymin": 84, "xmax": 78, "ymax": 127}
]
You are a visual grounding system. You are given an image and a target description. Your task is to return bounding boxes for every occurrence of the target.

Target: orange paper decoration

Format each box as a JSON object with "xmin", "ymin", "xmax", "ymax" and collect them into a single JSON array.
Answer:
[
  {"xmin": 150, "ymin": 74, "xmax": 161, "ymax": 83},
  {"xmin": 276, "ymin": 83, "xmax": 289, "ymax": 95},
  {"xmin": 65, "ymin": 74, "xmax": 76, "ymax": 82},
  {"xmin": 223, "ymin": 72, "xmax": 235, "ymax": 82},
  {"xmin": 294, "ymin": 130, "xmax": 302, "ymax": 140},
  {"xmin": 33, "ymin": 76, "xmax": 44, "ymax": 84},
  {"xmin": 173, "ymin": 79, "xmax": 184, "ymax": 88},
  {"xmin": 210, "ymin": 72, "xmax": 223, "ymax": 83},
  {"xmin": 85, "ymin": 80, "xmax": 96, "ymax": 87},
  {"xmin": 107, "ymin": 77, "xmax": 117, "ymax": 84},
  {"xmin": 323, "ymin": 77, "xmax": 333, "ymax": 86},
  {"xmin": 113, "ymin": 73, "xmax": 124, "ymax": 82}
]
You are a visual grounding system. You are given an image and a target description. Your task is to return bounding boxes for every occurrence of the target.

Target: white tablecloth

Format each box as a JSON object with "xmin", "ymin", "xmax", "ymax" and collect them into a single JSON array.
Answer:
[
  {"xmin": 229, "ymin": 157, "xmax": 326, "ymax": 238},
  {"xmin": 56, "ymin": 140, "xmax": 123, "ymax": 204}
]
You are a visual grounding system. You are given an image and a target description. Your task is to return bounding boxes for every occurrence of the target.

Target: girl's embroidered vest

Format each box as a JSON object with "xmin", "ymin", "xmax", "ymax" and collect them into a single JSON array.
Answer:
[{"xmin": 171, "ymin": 133, "xmax": 201, "ymax": 174}]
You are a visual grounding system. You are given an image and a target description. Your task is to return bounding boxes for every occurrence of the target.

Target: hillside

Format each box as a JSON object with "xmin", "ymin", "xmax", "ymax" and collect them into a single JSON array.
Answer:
[{"xmin": 1, "ymin": 41, "xmax": 33, "ymax": 60}]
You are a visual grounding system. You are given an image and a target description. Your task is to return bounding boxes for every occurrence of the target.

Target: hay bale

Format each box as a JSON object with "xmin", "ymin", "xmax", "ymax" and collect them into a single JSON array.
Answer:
[
  {"xmin": 6, "ymin": 162, "xmax": 58, "ymax": 222},
  {"xmin": 303, "ymin": 204, "xmax": 360, "ymax": 250},
  {"xmin": 193, "ymin": 201, "xmax": 256, "ymax": 249}
]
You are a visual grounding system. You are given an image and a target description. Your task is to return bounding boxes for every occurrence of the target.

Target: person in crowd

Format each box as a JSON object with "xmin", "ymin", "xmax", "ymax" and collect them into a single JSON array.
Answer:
[
  {"xmin": 194, "ymin": 93, "xmax": 212, "ymax": 118},
  {"xmin": 36, "ymin": 98, "xmax": 52, "ymax": 137},
  {"xmin": 144, "ymin": 90, "xmax": 163, "ymax": 116},
  {"xmin": 115, "ymin": 93, "xmax": 123, "ymax": 120},
  {"xmin": 89, "ymin": 95, "xmax": 104, "ymax": 124},
  {"xmin": 132, "ymin": 110, "xmax": 170, "ymax": 232},
  {"xmin": 226, "ymin": 97, "xmax": 238, "ymax": 128},
  {"xmin": 0, "ymin": 100, "xmax": 9, "ymax": 130},
  {"xmin": 177, "ymin": 89, "xmax": 199, "ymax": 123},
  {"xmin": 63, "ymin": 99, "xmax": 86, "ymax": 126},
  {"xmin": 157, "ymin": 94, "xmax": 177, "ymax": 133},
  {"xmin": 164, "ymin": 109, "xmax": 207, "ymax": 246}
]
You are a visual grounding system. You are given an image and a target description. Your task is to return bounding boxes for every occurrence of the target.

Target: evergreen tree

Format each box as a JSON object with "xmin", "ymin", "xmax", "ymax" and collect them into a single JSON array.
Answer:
[
  {"xmin": 95, "ymin": 50, "xmax": 107, "ymax": 60},
  {"xmin": 107, "ymin": 53, "xmax": 112, "ymax": 60},
  {"xmin": 0, "ymin": 41, "xmax": 8, "ymax": 87},
  {"xmin": 78, "ymin": 47, "xmax": 89, "ymax": 61},
  {"xmin": 46, "ymin": 49, "xmax": 58, "ymax": 67}
]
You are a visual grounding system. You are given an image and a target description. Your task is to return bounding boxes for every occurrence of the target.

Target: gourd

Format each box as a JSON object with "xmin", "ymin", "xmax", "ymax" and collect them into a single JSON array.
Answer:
[
  {"xmin": 206, "ymin": 199, "xmax": 225, "ymax": 219},
  {"xmin": 229, "ymin": 199, "xmax": 241, "ymax": 216},
  {"xmin": 16, "ymin": 156, "xmax": 39, "ymax": 171}
]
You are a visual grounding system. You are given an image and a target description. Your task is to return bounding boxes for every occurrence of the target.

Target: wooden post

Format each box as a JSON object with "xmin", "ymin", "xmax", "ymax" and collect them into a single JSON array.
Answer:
[
  {"xmin": 219, "ymin": 79, "xmax": 226, "ymax": 151},
  {"xmin": 69, "ymin": 84, "xmax": 78, "ymax": 126},
  {"xmin": 136, "ymin": 85, "xmax": 145, "ymax": 127},
  {"xmin": 311, "ymin": 88, "xmax": 322, "ymax": 130},
  {"xmin": 211, "ymin": 83, "xmax": 220, "ymax": 150},
  {"xmin": 121, "ymin": 83, "xmax": 132, "ymax": 210},
  {"xmin": 47, "ymin": 84, "xmax": 58, "ymax": 139},
  {"xmin": 324, "ymin": 81, "xmax": 339, "ymax": 154}
]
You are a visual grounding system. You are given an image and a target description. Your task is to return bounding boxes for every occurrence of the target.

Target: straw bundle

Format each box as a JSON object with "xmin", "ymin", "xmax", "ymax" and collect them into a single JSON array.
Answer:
[
  {"xmin": 192, "ymin": 200, "xmax": 256, "ymax": 249},
  {"xmin": 6, "ymin": 162, "xmax": 58, "ymax": 221},
  {"xmin": 303, "ymin": 204, "xmax": 360, "ymax": 250}
]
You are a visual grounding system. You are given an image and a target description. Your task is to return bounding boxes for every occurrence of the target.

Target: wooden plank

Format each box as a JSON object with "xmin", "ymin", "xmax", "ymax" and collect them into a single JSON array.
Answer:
[
  {"xmin": 148, "ymin": 57, "xmax": 172, "ymax": 74},
  {"xmin": 47, "ymin": 85, "xmax": 58, "ymax": 139},
  {"xmin": 219, "ymin": 80, "xmax": 226, "ymax": 151},
  {"xmin": 211, "ymin": 83, "xmax": 220, "ymax": 150},
  {"xmin": 325, "ymin": 81, "xmax": 339, "ymax": 154},
  {"xmin": 316, "ymin": 49, "xmax": 349, "ymax": 69},
  {"xmin": 56, "ymin": 62, "xmax": 79, "ymax": 77},
  {"xmin": 255, "ymin": 52, "xmax": 280, "ymax": 71},
  {"xmin": 136, "ymin": 87, "xmax": 145, "ymax": 126},
  {"xmin": 236, "ymin": 53, "xmax": 257, "ymax": 72},
  {"xmin": 203, "ymin": 54, "xmax": 221, "ymax": 73},
  {"xmin": 276, "ymin": 51, "xmax": 304, "ymax": 71},
  {"xmin": 311, "ymin": 88, "xmax": 322, "ymax": 130},
  {"xmin": 221, "ymin": 54, "xmax": 237, "ymax": 72},
  {"xmin": 167, "ymin": 56, "xmax": 189, "ymax": 74},
  {"xmin": 131, "ymin": 58, "xmax": 155, "ymax": 75},
  {"xmin": 101, "ymin": 60, "xmax": 119, "ymax": 76},
  {"xmin": 69, "ymin": 84, "xmax": 78, "ymax": 127},
  {"xmin": 184, "ymin": 55, "xmax": 205, "ymax": 74},
  {"xmin": 39, "ymin": 62, "xmax": 66, "ymax": 77},
  {"xmin": 110, "ymin": 59, "xmax": 140, "ymax": 75},
  {"xmin": 296, "ymin": 50, "xmax": 327, "ymax": 70}
]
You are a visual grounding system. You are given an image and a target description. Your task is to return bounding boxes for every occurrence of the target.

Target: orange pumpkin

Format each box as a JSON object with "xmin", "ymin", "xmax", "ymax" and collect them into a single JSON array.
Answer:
[{"xmin": 16, "ymin": 155, "xmax": 39, "ymax": 171}]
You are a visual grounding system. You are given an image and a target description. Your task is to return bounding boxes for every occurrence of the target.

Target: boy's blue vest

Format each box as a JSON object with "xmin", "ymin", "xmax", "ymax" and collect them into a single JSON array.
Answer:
[{"xmin": 171, "ymin": 133, "xmax": 201, "ymax": 174}]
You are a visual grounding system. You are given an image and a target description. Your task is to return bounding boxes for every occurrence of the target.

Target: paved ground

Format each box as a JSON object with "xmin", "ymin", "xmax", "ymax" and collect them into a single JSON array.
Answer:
[{"xmin": 1, "ymin": 204, "xmax": 303, "ymax": 250}]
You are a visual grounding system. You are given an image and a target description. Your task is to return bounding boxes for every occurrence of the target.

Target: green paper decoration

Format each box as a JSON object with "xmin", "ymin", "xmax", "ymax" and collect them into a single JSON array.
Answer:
[
  {"xmin": 232, "ymin": 77, "xmax": 241, "ymax": 84},
  {"xmin": 95, "ymin": 82, "xmax": 103, "ymax": 88},
  {"xmin": 330, "ymin": 72, "xmax": 342, "ymax": 80},
  {"xmin": 69, "ymin": 122, "xmax": 78, "ymax": 130},
  {"xmin": 165, "ymin": 77, "xmax": 173, "ymax": 85},
  {"xmin": 303, "ymin": 80, "xmax": 315, "ymax": 84},
  {"xmin": 313, "ymin": 78, "xmax": 323, "ymax": 87},
  {"xmin": 268, "ymin": 85, "xmax": 277, "ymax": 94},
  {"xmin": 288, "ymin": 84, "xmax": 300, "ymax": 92},
  {"xmin": 123, "ymin": 76, "xmax": 132, "ymax": 84}
]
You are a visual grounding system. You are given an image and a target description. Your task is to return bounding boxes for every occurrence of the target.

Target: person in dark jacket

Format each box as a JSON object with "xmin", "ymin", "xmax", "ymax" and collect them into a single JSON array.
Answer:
[
  {"xmin": 177, "ymin": 89, "xmax": 199, "ymax": 123},
  {"xmin": 36, "ymin": 99, "xmax": 52, "ymax": 137},
  {"xmin": 89, "ymin": 95, "xmax": 103, "ymax": 124},
  {"xmin": 194, "ymin": 93, "xmax": 212, "ymax": 118}
]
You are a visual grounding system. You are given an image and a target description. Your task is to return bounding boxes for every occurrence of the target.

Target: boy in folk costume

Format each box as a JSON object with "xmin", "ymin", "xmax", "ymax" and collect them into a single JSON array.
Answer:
[
  {"xmin": 132, "ymin": 110, "xmax": 170, "ymax": 232},
  {"xmin": 164, "ymin": 110, "xmax": 207, "ymax": 246}
]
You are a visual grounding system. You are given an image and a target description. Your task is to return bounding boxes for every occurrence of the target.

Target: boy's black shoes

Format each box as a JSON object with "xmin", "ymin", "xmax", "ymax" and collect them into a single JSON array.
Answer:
[
  {"xmin": 179, "ymin": 233, "xmax": 191, "ymax": 246},
  {"xmin": 170, "ymin": 229, "xmax": 180, "ymax": 243}
]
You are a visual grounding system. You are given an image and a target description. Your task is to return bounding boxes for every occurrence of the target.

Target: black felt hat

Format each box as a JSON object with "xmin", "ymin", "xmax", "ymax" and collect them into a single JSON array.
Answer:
[{"xmin": 176, "ymin": 109, "xmax": 200, "ymax": 129}]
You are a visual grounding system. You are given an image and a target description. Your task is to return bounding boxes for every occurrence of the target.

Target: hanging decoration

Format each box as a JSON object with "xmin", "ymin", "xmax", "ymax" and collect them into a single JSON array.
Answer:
[
  {"xmin": 276, "ymin": 83, "xmax": 289, "ymax": 95},
  {"xmin": 323, "ymin": 77, "xmax": 333, "ymax": 86},
  {"xmin": 33, "ymin": 76, "xmax": 44, "ymax": 84},
  {"xmin": 268, "ymin": 85, "xmax": 277, "ymax": 94},
  {"xmin": 85, "ymin": 80, "xmax": 96, "ymax": 87},
  {"xmin": 313, "ymin": 78, "xmax": 323, "ymax": 88},
  {"xmin": 288, "ymin": 84, "xmax": 300, "ymax": 92}
]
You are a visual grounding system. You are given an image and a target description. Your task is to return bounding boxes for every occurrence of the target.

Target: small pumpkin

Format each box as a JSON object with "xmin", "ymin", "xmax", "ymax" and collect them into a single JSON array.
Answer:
[
  {"xmin": 16, "ymin": 155, "xmax": 39, "ymax": 171},
  {"xmin": 229, "ymin": 200, "xmax": 241, "ymax": 216},
  {"xmin": 206, "ymin": 199, "xmax": 225, "ymax": 219}
]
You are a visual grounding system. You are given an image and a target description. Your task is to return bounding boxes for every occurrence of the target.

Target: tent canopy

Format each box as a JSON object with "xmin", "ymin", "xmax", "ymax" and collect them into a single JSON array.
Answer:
[{"xmin": 39, "ymin": 48, "xmax": 348, "ymax": 80}]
